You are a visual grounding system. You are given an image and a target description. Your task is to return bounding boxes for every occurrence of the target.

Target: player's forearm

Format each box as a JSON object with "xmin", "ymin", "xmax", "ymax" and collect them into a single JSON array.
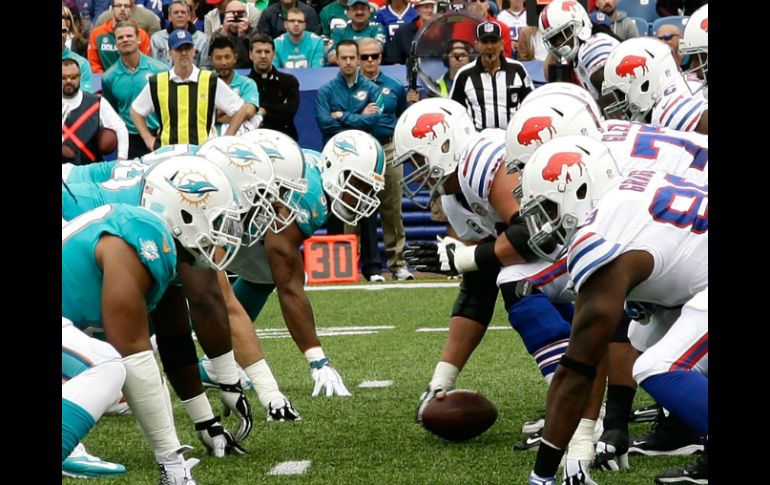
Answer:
[{"xmin": 277, "ymin": 291, "xmax": 321, "ymax": 353}]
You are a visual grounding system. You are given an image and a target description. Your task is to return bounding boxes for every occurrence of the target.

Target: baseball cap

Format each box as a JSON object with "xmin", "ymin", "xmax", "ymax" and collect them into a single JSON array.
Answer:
[
  {"xmin": 589, "ymin": 11, "xmax": 611, "ymax": 28},
  {"xmin": 347, "ymin": 0, "xmax": 369, "ymax": 6},
  {"xmin": 168, "ymin": 29, "xmax": 194, "ymax": 50},
  {"xmin": 476, "ymin": 21, "xmax": 501, "ymax": 41},
  {"xmin": 206, "ymin": 0, "xmax": 224, "ymax": 5},
  {"xmin": 410, "ymin": 0, "xmax": 437, "ymax": 5}
]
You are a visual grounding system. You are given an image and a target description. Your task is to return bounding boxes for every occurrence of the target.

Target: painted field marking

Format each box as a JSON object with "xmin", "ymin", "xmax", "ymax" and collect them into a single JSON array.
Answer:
[
  {"xmin": 416, "ymin": 326, "xmax": 512, "ymax": 333},
  {"xmin": 256, "ymin": 325, "xmax": 395, "ymax": 340},
  {"xmin": 305, "ymin": 282, "xmax": 459, "ymax": 291},
  {"xmin": 267, "ymin": 460, "xmax": 312, "ymax": 476},
  {"xmin": 358, "ymin": 380, "xmax": 394, "ymax": 388}
]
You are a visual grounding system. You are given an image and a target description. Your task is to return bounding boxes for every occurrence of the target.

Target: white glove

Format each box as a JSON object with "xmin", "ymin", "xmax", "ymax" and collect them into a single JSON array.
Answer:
[
  {"xmin": 155, "ymin": 445, "xmax": 200, "ymax": 485},
  {"xmin": 267, "ymin": 397, "xmax": 302, "ymax": 421},
  {"xmin": 310, "ymin": 358, "xmax": 351, "ymax": 397},
  {"xmin": 219, "ymin": 382, "xmax": 253, "ymax": 442},
  {"xmin": 562, "ymin": 459, "xmax": 598, "ymax": 485},
  {"xmin": 415, "ymin": 382, "xmax": 452, "ymax": 422},
  {"xmin": 528, "ymin": 472, "xmax": 556, "ymax": 485},
  {"xmin": 194, "ymin": 416, "xmax": 247, "ymax": 457}
]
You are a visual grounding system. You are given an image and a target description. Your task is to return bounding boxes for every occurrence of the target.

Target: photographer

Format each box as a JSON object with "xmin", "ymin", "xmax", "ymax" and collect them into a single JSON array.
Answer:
[
  {"xmin": 211, "ymin": 0, "xmax": 256, "ymax": 68},
  {"xmin": 204, "ymin": 0, "xmax": 261, "ymax": 40}
]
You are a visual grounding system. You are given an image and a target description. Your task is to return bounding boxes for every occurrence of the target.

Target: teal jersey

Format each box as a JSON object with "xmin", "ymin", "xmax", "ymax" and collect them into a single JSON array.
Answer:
[
  {"xmin": 101, "ymin": 54, "xmax": 168, "ymax": 134},
  {"xmin": 62, "ymin": 48, "xmax": 94, "ymax": 94},
  {"xmin": 319, "ymin": 1, "xmax": 350, "ymax": 38},
  {"xmin": 274, "ymin": 32, "xmax": 327, "ymax": 68},
  {"xmin": 214, "ymin": 73, "xmax": 259, "ymax": 135},
  {"xmin": 330, "ymin": 22, "xmax": 386, "ymax": 51},
  {"xmin": 62, "ymin": 204, "xmax": 177, "ymax": 332},
  {"xmin": 295, "ymin": 155, "xmax": 329, "ymax": 237},
  {"xmin": 62, "ymin": 178, "xmax": 143, "ymax": 221}
]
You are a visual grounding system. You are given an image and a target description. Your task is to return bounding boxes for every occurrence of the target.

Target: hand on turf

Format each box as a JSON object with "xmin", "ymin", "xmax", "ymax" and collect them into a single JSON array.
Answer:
[
  {"xmin": 310, "ymin": 359, "xmax": 351, "ymax": 397},
  {"xmin": 219, "ymin": 382, "xmax": 253, "ymax": 442},
  {"xmin": 415, "ymin": 383, "xmax": 451, "ymax": 422},
  {"xmin": 194, "ymin": 416, "xmax": 247, "ymax": 457},
  {"xmin": 267, "ymin": 397, "xmax": 302, "ymax": 421}
]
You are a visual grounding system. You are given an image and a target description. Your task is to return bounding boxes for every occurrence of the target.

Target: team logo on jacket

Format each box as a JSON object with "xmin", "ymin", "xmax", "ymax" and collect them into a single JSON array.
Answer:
[
  {"xmin": 165, "ymin": 170, "xmax": 219, "ymax": 207},
  {"xmin": 542, "ymin": 152, "xmax": 586, "ymax": 183},
  {"xmin": 517, "ymin": 117, "xmax": 555, "ymax": 146},
  {"xmin": 615, "ymin": 55, "xmax": 648, "ymax": 79},
  {"xmin": 139, "ymin": 238, "xmax": 160, "ymax": 261},
  {"xmin": 411, "ymin": 113, "xmax": 449, "ymax": 141},
  {"xmin": 355, "ymin": 90, "xmax": 368, "ymax": 101},
  {"xmin": 382, "ymin": 87, "xmax": 391, "ymax": 95}
]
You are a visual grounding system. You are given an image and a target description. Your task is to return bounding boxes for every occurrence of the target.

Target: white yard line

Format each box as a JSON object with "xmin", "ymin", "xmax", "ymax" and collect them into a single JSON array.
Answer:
[
  {"xmin": 416, "ymin": 326, "xmax": 512, "ymax": 332},
  {"xmin": 267, "ymin": 460, "xmax": 312, "ymax": 476},
  {"xmin": 358, "ymin": 380, "xmax": 394, "ymax": 388}
]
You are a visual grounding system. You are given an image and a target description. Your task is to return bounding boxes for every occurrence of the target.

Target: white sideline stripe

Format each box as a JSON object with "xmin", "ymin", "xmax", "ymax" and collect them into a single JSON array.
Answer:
[
  {"xmin": 256, "ymin": 325, "xmax": 395, "ymax": 340},
  {"xmin": 260, "ymin": 331, "xmax": 380, "ymax": 339},
  {"xmin": 267, "ymin": 460, "xmax": 312, "ymax": 476},
  {"xmin": 416, "ymin": 326, "xmax": 512, "ymax": 332},
  {"xmin": 305, "ymin": 282, "xmax": 460, "ymax": 291},
  {"xmin": 358, "ymin": 380, "xmax": 394, "ymax": 388}
]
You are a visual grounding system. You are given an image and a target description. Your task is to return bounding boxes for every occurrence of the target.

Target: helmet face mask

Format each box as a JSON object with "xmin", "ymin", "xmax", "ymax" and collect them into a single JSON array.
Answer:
[
  {"xmin": 679, "ymin": 4, "xmax": 708, "ymax": 98},
  {"xmin": 543, "ymin": 22, "xmax": 581, "ymax": 61},
  {"xmin": 538, "ymin": 0, "xmax": 592, "ymax": 62},
  {"xmin": 392, "ymin": 149, "xmax": 449, "ymax": 208},
  {"xmin": 602, "ymin": 86, "xmax": 644, "ymax": 121},
  {"xmin": 320, "ymin": 130, "xmax": 386, "ymax": 225}
]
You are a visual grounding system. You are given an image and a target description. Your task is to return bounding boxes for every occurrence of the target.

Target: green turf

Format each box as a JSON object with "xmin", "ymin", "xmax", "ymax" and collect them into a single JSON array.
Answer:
[{"xmin": 65, "ymin": 285, "xmax": 696, "ymax": 484}]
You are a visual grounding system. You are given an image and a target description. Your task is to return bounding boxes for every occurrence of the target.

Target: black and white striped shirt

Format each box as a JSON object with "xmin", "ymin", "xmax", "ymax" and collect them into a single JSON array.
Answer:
[{"xmin": 450, "ymin": 55, "xmax": 534, "ymax": 131}]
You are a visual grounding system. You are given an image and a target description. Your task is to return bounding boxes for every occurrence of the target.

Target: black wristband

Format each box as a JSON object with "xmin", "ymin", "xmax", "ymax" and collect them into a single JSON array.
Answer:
[
  {"xmin": 559, "ymin": 355, "xmax": 597, "ymax": 380},
  {"xmin": 504, "ymin": 222, "xmax": 538, "ymax": 262},
  {"xmin": 473, "ymin": 241, "xmax": 502, "ymax": 272}
]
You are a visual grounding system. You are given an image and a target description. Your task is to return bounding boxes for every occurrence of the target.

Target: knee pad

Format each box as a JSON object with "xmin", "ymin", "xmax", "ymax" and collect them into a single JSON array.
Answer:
[{"xmin": 451, "ymin": 271, "xmax": 499, "ymax": 326}]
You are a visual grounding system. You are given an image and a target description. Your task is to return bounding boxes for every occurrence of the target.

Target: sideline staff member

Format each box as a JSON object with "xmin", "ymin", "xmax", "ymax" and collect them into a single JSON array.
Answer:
[{"xmin": 131, "ymin": 29, "xmax": 251, "ymax": 149}]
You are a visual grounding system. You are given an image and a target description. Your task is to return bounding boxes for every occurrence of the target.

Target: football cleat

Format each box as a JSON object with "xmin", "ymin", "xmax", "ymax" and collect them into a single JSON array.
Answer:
[
  {"xmin": 522, "ymin": 412, "xmax": 546, "ymax": 435},
  {"xmin": 514, "ymin": 430, "xmax": 543, "ymax": 451},
  {"xmin": 629, "ymin": 413, "xmax": 704, "ymax": 456},
  {"xmin": 654, "ymin": 451, "xmax": 708, "ymax": 484},
  {"xmin": 62, "ymin": 443, "xmax": 126, "ymax": 478},
  {"xmin": 198, "ymin": 356, "xmax": 253, "ymax": 391},
  {"xmin": 630, "ymin": 403, "xmax": 661, "ymax": 423}
]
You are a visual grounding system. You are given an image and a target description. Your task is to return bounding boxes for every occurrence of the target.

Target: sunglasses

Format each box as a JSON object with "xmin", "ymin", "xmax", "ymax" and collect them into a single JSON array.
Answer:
[
  {"xmin": 62, "ymin": 27, "xmax": 69, "ymax": 33},
  {"xmin": 359, "ymin": 53, "xmax": 381, "ymax": 61},
  {"xmin": 450, "ymin": 53, "xmax": 469, "ymax": 60},
  {"xmin": 657, "ymin": 33, "xmax": 679, "ymax": 41}
]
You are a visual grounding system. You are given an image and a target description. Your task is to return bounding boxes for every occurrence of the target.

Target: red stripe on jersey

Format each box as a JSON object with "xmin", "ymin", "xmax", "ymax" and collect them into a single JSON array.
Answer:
[
  {"xmin": 462, "ymin": 137, "xmax": 486, "ymax": 177},
  {"xmin": 669, "ymin": 333, "xmax": 708, "ymax": 371},
  {"xmin": 659, "ymin": 95, "xmax": 683, "ymax": 123},
  {"xmin": 570, "ymin": 231, "xmax": 596, "ymax": 252}
]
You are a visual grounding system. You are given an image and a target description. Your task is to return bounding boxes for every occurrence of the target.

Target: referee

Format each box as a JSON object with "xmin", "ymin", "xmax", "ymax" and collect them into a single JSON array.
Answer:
[{"xmin": 450, "ymin": 21, "xmax": 533, "ymax": 131}]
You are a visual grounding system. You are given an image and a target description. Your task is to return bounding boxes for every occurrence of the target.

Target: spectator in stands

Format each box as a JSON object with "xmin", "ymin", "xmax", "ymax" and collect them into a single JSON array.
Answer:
[
  {"xmin": 273, "ymin": 8, "xmax": 327, "ymax": 67},
  {"xmin": 319, "ymin": 0, "xmax": 352, "ymax": 40},
  {"xmin": 63, "ymin": 17, "xmax": 94, "ymax": 94},
  {"xmin": 434, "ymin": 39, "xmax": 473, "ymax": 98},
  {"xmin": 496, "ymin": 0, "xmax": 526, "ymax": 56},
  {"xmin": 656, "ymin": 23, "xmax": 684, "ymax": 67},
  {"xmin": 92, "ymin": 0, "xmax": 162, "ymax": 35},
  {"xmin": 516, "ymin": 25, "xmax": 548, "ymax": 61},
  {"xmin": 358, "ymin": 38, "xmax": 414, "ymax": 281},
  {"xmin": 204, "ymin": 0, "xmax": 261, "ymax": 40},
  {"xmin": 375, "ymin": 0, "xmax": 417, "ymax": 43},
  {"xmin": 211, "ymin": 0, "xmax": 257, "ymax": 68},
  {"xmin": 257, "ymin": 0, "xmax": 321, "ymax": 39},
  {"xmin": 88, "ymin": 0, "xmax": 152, "ymax": 73},
  {"xmin": 186, "ymin": 0, "xmax": 205, "ymax": 31},
  {"xmin": 315, "ymin": 39, "xmax": 385, "ymax": 281},
  {"xmin": 63, "ymin": 4, "xmax": 89, "ymax": 57},
  {"xmin": 465, "ymin": 0, "xmax": 513, "ymax": 58},
  {"xmin": 451, "ymin": 21, "xmax": 532, "ymax": 130},
  {"xmin": 383, "ymin": 0, "xmax": 436, "ymax": 65},
  {"xmin": 594, "ymin": 0, "xmax": 639, "ymax": 40},
  {"xmin": 152, "ymin": 0, "xmax": 210, "ymax": 68},
  {"xmin": 327, "ymin": 0, "xmax": 386, "ymax": 64},
  {"xmin": 656, "ymin": 0, "xmax": 706, "ymax": 17},
  {"xmin": 102, "ymin": 21, "xmax": 169, "ymax": 159},
  {"xmin": 209, "ymin": 36, "xmax": 262, "ymax": 135},
  {"xmin": 130, "ymin": 29, "xmax": 252, "ymax": 148},
  {"xmin": 62, "ymin": 58, "xmax": 128, "ymax": 164},
  {"xmin": 248, "ymin": 33, "xmax": 301, "ymax": 140}
]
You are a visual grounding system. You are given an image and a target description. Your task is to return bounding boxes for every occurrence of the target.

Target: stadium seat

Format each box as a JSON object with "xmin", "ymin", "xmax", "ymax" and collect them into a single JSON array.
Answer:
[
  {"xmin": 617, "ymin": 0, "xmax": 660, "ymax": 23},
  {"xmin": 651, "ymin": 16, "xmax": 689, "ymax": 35},
  {"xmin": 629, "ymin": 16, "xmax": 650, "ymax": 36}
]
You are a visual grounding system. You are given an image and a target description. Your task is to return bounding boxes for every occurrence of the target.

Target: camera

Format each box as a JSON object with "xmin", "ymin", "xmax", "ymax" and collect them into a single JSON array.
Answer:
[{"xmin": 231, "ymin": 11, "xmax": 244, "ymax": 22}]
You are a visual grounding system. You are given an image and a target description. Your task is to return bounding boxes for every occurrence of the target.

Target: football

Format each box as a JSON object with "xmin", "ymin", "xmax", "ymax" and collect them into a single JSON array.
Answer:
[
  {"xmin": 421, "ymin": 390, "xmax": 497, "ymax": 442},
  {"xmin": 96, "ymin": 128, "xmax": 118, "ymax": 154}
]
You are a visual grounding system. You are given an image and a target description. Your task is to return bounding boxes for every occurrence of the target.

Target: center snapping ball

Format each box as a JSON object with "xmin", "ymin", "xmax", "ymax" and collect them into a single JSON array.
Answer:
[{"xmin": 421, "ymin": 389, "xmax": 497, "ymax": 441}]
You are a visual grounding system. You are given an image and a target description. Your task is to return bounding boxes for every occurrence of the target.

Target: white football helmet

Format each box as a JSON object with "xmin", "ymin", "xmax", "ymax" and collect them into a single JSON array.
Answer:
[
  {"xmin": 538, "ymin": 0, "xmax": 592, "ymax": 62},
  {"xmin": 320, "ymin": 130, "xmax": 386, "ymax": 225},
  {"xmin": 602, "ymin": 37, "xmax": 681, "ymax": 121},
  {"xmin": 680, "ymin": 4, "xmax": 708, "ymax": 98},
  {"xmin": 240, "ymin": 129, "xmax": 309, "ymax": 233},
  {"xmin": 519, "ymin": 135, "xmax": 621, "ymax": 262},
  {"xmin": 140, "ymin": 144, "xmax": 199, "ymax": 164},
  {"xmin": 522, "ymin": 82, "xmax": 604, "ymax": 122},
  {"xmin": 393, "ymin": 98, "xmax": 475, "ymax": 208},
  {"xmin": 197, "ymin": 136, "xmax": 278, "ymax": 245},
  {"xmin": 506, "ymin": 92, "xmax": 604, "ymax": 172},
  {"xmin": 140, "ymin": 155, "xmax": 243, "ymax": 271}
]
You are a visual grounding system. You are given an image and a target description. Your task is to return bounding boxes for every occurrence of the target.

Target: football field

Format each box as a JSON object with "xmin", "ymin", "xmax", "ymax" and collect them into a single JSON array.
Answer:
[{"xmin": 65, "ymin": 282, "xmax": 694, "ymax": 484}]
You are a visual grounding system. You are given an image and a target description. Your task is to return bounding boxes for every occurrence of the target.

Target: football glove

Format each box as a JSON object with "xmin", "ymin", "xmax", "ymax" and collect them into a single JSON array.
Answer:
[
  {"xmin": 562, "ymin": 459, "xmax": 598, "ymax": 485},
  {"xmin": 309, "ymin": 358, "xmax": 351, "ymax": 397},
  {"xmin": 155, "ymin": 445, "xmax": 199, "ymax": 485},
  {"xmin": 267, "ymin": 397, "xmax": 302, "ymax": 421},
  {"xmin": 194, "ymin": 416, "xmax": 247, "ymax": 457},
  {"xmin": 219, "ymin": 382, "xmax": 253, "ymax": 442},
  {"xmin": 415, "ymin": 383, "xmax": 452, "ymax": 422},
  {"xmin": 404, "ymin": 236, "xmax": 477, "ymax": 276},
  {"xmin": 592, "ymin": 429, "xmax": 630, "ymax": 471},
  {"xmin": 528, "ymin": 472, "xmax": 556, "ymax": 485}
]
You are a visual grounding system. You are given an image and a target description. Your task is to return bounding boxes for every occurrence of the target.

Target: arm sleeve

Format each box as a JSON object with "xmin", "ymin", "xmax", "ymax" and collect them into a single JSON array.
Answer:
[
  {"xmin": 99, "ymin": 99, "xmax": 129, "ymax": 159},
  {"xmin": 315, "ymin": 86, "xmax": 344, "ymax": 133},
  {"xmin": 80, "ymin": 61, "xmax": 95, "ymax": 94},
  {"xmin": 450, "ymin": 71, "xmax": 466, "ymax": 105},
  {"xmin": 310, "ymin": 38, "xmax": 326, "ymax": 67},
  {"xmin": 263, "ymin": 75, "xmax": 300, "ymax": 124},
  {"xmin": 238, "ymin": 78, "xmax": 260, "ymax": 108},
  {"xmin": 131, "ymin": 84, "xmax": 155, "ymax": 117},
  {"xmin": 215, "ymin": 79, "xmax": 246, "ymax": 116},
  {"xmin": 87, "ymin": 31, "xmax": 104, "ymax": 73},
  {"xmin": 139, "ymin": 30, "xmax": 152, "ymax": 56}
]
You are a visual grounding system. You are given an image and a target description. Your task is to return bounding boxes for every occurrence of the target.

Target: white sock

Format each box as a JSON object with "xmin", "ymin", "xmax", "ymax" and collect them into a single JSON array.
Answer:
[
  {"xmin": 208, "ymin": 350, "xmax": 240, "ymax": 386},
  {"xmin": 181, "ymin": 393, "xmax": 215, "ymax": 424},
  {"xmin": 244, "ymin": 359, "xmax": 283, "ymax": 408}
]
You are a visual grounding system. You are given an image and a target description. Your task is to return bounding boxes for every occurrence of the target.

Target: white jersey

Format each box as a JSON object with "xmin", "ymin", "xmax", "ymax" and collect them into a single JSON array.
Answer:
[
  {"xmin": 497, "ymin": 9, "xmax": 527, "ymax": 42},
  {"xmin": 568, "ymin": 170, "xmax": 708, "ymax": 308},
  {"xmin": 497, "ymin": 256, "xmax": 574, "ymax": 303},
  {"xmin": 575, "ymin": 33, "xmax": 620, "ymax": 101},
  {"xmin": 651, "ymin": 76, "xmax": 707, "ymax": 132},
  {"xmin": 599, "ymin": 120, "xmax": 708, "ymax": 185},
  {"xmin": 455, "ymin": 129, "xmax": 508, "ymax": 238},
  {"xmin": 441, "ymin": 194, "xmax": 496, "ymax": 242}
]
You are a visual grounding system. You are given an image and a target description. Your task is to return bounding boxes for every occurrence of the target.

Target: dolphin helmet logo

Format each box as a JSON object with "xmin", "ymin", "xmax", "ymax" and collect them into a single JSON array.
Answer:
[
  {"xmin": 165, "ymin": 170, "xmax": 219, "ymax": 207},
  {"xmin": 411, "ymin": 113, "xmax": 449, "ymax": 141},
  {"xmin": 261, "ymin": 145, "xmax": 285, "ymax": 163},
  {"xmin": 517, "ymin": 117, "xmax": 556, "ymax": 146},
  {"xmin": 214, "ymin": 144, "xmax": 259, "ymax": 170},
  {"xmin": 333, "ymin": 137, "xmax": 359, "ymax": 158},
  {"xmin": 541, "ymin": 152, "xmax": 586, "ymax": 183},
  {"xmin": 615, "ymin": 55, "xmax": 649, "ymax": 79}
]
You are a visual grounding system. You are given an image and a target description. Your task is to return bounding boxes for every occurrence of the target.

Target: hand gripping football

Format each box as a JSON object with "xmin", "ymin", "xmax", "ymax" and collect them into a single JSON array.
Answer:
[{"xmin": 421, "ymin": 389, "xmax": 497, "ymax": 442}]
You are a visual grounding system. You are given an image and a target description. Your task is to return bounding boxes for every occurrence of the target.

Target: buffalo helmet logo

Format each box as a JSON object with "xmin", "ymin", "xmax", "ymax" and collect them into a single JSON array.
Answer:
[
  {"xmin": 517, "ymin": 117, "xmax": 556, "ymax": 146},
  {"xmin": 700, "ymin": 18, "xmax": 708, "ymax": 33},
  {"xmin": 541, "ymin": 152, "xmax": 586, "ymax": 183},
  {"xmin": 615, "ymin": 55, "xmax": 649, "ymax": 79},
  {"xmin": 411, "ymin": 113, "xmax": 450, "ymax": 141}
]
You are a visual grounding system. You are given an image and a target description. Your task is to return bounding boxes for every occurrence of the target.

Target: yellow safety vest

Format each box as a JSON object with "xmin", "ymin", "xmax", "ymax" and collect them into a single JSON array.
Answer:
[{"xmin": 149, "ymin": 70, "xmax": 217, "ymax": 146}]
